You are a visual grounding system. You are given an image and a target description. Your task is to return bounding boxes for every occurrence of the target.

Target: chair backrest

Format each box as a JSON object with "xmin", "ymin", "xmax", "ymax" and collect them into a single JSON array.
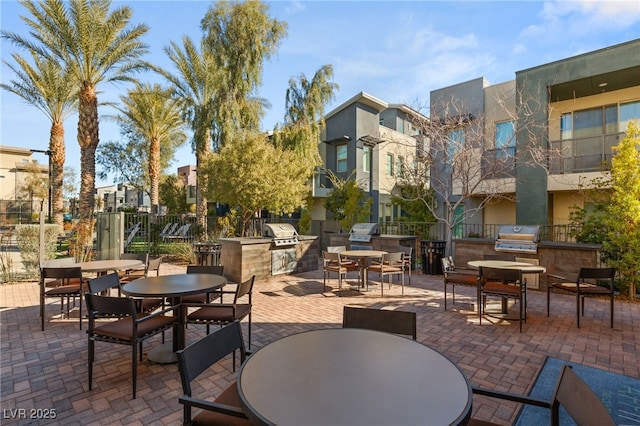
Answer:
[
  {"xmin": 176, "ymin": 321, "xmax": 247, "ymax": 396},
  {"xmin": 551, "ymin": 365, "xmax": 614, "ymax": 426},
  {"xmin": 478, "ymin": 266, "xmax": 521, "ymax": 284},
  {"xmin": 383, "ymin": 252, "xmax": 404, "ymax": 265},
  {"xmin": 85, "ymin": 292, "xmax": 137, "ymax": 320},
  {"xmin": 41, "ymin": 257, "xmax": 76, "ymax": 268},
  {"xmin": 343, "ymin": 306, "xmax": 417, "ymax": 340},
  {"xmin": 87, "ymin": 272, "xmax": 121, "ymax": 294},
  {"xmin": 483, "ymin": 254, "xmax": 517, "ymax": 261},
  {"xmin": 146, "ymin": 256, "xmax": 163, "ymax": 276},
  {"xmin": 441, "ymin": 256, "xmax": 454, "ymax": 272},
  {"xmin": 323, "ymin": 251, "xmax": 339, "ymax": 265},
  {"xmin": 175, "ymin": 223, "xmax": 191, "ymax": 236},
  {"xmin": 327, "ymin": 245, "xmax": 347, "ymax": 253},
  {"xmin": 121, "ymin": 252, "xmax": 149, "ymax": 263},
  {"xmin": 233, "ymin": 276, "xmax": 255, "ymax": 303},
  {"xmin": 41, "ymin": 266, "xmax": 83, "ymax": 283},
  {"xmin": 577, "ymin": 267, "xmax": 616, "ymax": 287},
  {"xmin": 186, "ymin": 265, "xmax": 224, "ymax": 275},
  {"xmin": 160, "ymin": 223, "xmax": 174, "ymax": 234}
]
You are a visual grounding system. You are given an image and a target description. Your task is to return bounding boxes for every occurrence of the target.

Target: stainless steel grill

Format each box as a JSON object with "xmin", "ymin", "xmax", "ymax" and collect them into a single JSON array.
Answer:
[
  {"xmin": 348, "ymin": 223, "xmax": 380, "ymax": 243},
  {"xmin": 495, "ymin": 225, "xmax": 540, "ymax": 254},
  {"xmin": 262, "ymin": 223, "xmax": 299, "ymax": 247}
]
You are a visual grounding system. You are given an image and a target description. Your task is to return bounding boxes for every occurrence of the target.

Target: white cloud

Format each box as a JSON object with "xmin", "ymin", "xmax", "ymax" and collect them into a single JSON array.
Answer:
[
  {"xmin": 284, "ymin": 1, "xmax": 305, "ymax": 15},
  {"xmin": 537, "ymin": 0, "xmax": 639, "ymax": 34}
]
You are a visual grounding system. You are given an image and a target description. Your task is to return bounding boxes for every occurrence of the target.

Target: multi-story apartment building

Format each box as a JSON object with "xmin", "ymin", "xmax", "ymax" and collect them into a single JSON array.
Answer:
[
  {"xmin": 311, "ymin": 92, "xmax": 426, "ymax": 225},
  {"xmin": 428, "ymin": 39, "xmax": 640, "ymax": 230},
  {"xmin": 0, "ymin": 145, "xmax": 49, "ymax": 223},
  {"xmin": 95, "ymin": 184, "xmax": 150, "ymax": 213}
]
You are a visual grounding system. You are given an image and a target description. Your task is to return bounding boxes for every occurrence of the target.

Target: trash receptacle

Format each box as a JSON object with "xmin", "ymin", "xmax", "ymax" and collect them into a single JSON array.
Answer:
[
  {"xmin": 193, "ymin": 242, "xmax": 222, "ymax": 266},
  {"xmin": 420, "ymin": 240, "xmax": 446, "ymax": 275}
]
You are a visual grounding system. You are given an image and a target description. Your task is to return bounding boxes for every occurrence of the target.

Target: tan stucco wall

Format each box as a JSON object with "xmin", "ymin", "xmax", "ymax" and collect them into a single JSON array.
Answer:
[{"xmin": 484, "ymin": 199, "xmax": 516, "ymax": 224}]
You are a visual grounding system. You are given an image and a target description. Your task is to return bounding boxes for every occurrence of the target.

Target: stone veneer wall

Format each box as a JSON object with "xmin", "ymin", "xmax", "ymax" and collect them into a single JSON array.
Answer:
[{"xmin": 219, "ymin": 236, "xmax": 318, "ymax": 283}]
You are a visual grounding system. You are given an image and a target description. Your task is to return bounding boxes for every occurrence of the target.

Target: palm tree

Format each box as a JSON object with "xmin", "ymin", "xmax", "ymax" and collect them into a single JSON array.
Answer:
[
  {"xmin": 3, "ymin": 0, "xmax": 149, "ymax": 245},
  {"xmin": 1, "ymin": 51, "xmax": 77, "ymax": 227},
  {"xmin": 112, "ymin": 83, "xmax": 187, "ymax": 215},
  {"xmin": 157, "ymin": 35, "xmax": 219, "ymax": 236}
]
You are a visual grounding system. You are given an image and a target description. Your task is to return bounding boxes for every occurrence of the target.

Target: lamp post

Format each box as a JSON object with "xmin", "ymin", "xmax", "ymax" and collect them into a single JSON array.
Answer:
[{"xmin": 30, "ymin": 149, "xmax": 53, "ymax": 223}]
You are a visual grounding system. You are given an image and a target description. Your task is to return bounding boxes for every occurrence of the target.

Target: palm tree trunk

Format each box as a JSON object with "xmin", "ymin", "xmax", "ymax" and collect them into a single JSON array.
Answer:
[
  {"xmin": 77, "ymin": 84, "xmax": 99, "ymax": 248},
  {"xmin": 195, "ymin": 132, "xmax": 211, "ymax": 240},
  {"xmin": 149, "ymin": 136, "xmax": 160, "ymax": 215},
  {"xmin": 50, "ymin": 121, "xmax": 65, "ymax": 228}
]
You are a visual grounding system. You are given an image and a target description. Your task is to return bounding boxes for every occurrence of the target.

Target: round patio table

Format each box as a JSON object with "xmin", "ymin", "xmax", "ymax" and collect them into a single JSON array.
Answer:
[
  {"xmin": 340, "ymin": 250, "xmax": 387, "ymax": 288},
  {"xmin": 74, "ymin": 259, "xmax": 144, "ymax": 273},
  {"xmin": 121, "ymin": 273, "xmax": 227, "ymax": 363},
  {"xmin": 238, "ymin": 328, "xmax": 472, "ymax": 426},
  {"xmin": 467, "ymin": 259, "xmax": 546, "ymax": 320}
]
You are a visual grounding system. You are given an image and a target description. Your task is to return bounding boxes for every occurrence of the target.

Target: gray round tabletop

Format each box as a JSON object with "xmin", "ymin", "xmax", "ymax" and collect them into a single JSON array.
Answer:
[
  {"xmin": 238, "ymin": 328, "xmax": 472, "ymax": 426},
  {"xmin": 74, "ymin": 259, "xmax": 144, "ymax": 273},
  {"xmin": 467, "ymin": 259, "xmax": 546, "ymax": 273},
  {"xmin": 120, "ymin": 273, "xmax": 226, "ymax": 298}
]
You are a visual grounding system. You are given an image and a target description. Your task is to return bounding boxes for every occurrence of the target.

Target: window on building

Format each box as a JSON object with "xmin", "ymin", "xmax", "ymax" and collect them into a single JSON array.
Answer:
[
  {"xmin": 448, "ymin": 128, "xmax": 464, "ymax": 160},
  {"xmin": 620, "ymin": 100, "xmax": 640, "ymax": 131},
  {"xmin": 495, "ymin": 120, "xmax": 515, "ymax": 159},
  {"xmin": 337, "ymin": 144, "xmax": 348, "ymax": 172},
  {"xmin": 560, "ymin": 113, "xmax": 573, "ymax": 140},
  {"xmin": 495, "ymin": 121, "xmax": 515, "ymax": 148},
  {"xmin": 397, "ymin": 155, "xmax": 404, "ymax": 177},
  {"xmin": 363, "ymin": 146, "xmax": 371, "ymax": 173},
  {"xmin": 562, "ymin": 101, "xmax": 640, "ymax": 138},
  {"xmin": 386, "ymin": 153, "xmax": 394, "ymax": 176}
]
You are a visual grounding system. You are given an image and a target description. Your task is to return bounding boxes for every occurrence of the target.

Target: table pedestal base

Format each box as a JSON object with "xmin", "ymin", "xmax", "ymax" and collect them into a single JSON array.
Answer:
[{"xmin": 147, "ymin": 342, "xmax": 177, "ymax": 364}]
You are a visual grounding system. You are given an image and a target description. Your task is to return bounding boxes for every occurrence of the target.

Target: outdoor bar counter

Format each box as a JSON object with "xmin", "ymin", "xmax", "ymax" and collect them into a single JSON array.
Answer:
[{"xmin": 218, "ymin": 235, "xmax": 318, "ymax": 283}]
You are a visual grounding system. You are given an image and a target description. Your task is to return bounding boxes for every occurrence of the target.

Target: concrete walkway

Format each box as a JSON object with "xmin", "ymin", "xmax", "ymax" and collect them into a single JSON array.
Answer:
[{"xmin": 1, "ymin": 262, "xmax": 639, "ymax": 425}]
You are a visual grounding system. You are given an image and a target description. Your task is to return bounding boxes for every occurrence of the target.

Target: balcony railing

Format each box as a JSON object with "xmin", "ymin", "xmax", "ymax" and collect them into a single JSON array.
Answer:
[
  {"xmin": 481, "ymin": 146, "xmax": 515, "ymax": 178},
  {"xmin": 549, "ymin": 133, "xmax": 622, "ymax": 174}
]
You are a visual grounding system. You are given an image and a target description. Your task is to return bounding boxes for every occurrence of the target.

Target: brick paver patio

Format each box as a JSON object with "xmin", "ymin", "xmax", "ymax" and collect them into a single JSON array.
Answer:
[{"xmin": 2, "ymin": 262, "xmax": 639, "ymax": 425}]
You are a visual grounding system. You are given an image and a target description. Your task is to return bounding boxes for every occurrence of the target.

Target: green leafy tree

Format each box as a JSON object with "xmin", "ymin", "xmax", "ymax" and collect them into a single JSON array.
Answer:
[
  {"xmin": 19, "ymin": 162, "xmax": 49, "ymax": 217},
  {"xmin": 1, "ymin": 51, "xmax": 77, "ymax": 227},
  {"xmin": 390, "ymin": 183, "xmax": 436, "ymax": 223},
  {"xmin": 602, "ymin": 121, "xmax": 640, "ymax": 300},
  {"xmin": 274, "ymin": 64, "xmax": 337, "ymax": 160},
  {"xmin": 204, "ymin": 131, "xmax": 311, "ymax": 236},
  {"xmin": 4, "ymin": 0, "xmax": 149, "ymax": 246},
  {"xmin": 110, "ymin": 83, "xmax": 187, "ymax": 215},
  {"xmin": 159, "ymin": 1, "xmax": 286, "ymax": 237},
  {"xmin": 323, "ymin": 170, "xmax": 372, "ymax": 233},
  {"xmin": 159, "ymin": 175, "xmax": 189, "ymax": 215},
  {"xmin": 201, "ymin": 0, "xmax": 287, "ymax": 150}
]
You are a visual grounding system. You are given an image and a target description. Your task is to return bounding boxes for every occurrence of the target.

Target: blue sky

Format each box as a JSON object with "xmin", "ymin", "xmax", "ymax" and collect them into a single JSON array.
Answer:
[{"xmin": 2, "ymin": 0, "xmax": 639, "ymax": 187}]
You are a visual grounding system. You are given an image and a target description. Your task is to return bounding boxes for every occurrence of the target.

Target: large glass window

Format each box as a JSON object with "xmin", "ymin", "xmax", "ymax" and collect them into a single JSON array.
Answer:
[
  {"xmin": 448, "ymin": 129, "xmax": 464, "ymax": 160},
  {"xmin": 337, "ymin": 145, "xmax": 347, "ymax": 172},
  {"xmin": 560, "ymin": 113, "xmax": 573, "ymax": 140},
  {"xmin": 362, "ymin": 146, "xmax": 370, "ymax": 173},
  {"xmin": 495, "ymin": 121, "xmax": 515, "ymax": 148},
  {"xmin": 620, "ymin": 100, "xmax": 640, "ymax": 131},
  {"xmin": 397, "ymin": 155, "xmax": 404, "ymax": 177},
  {"xmin": 386, "ymin": 153, "xmax": 394, "ymax": 176},
  {"xmin": 573, "ymin": 107, "xmax": 603, "ymax": 139}
]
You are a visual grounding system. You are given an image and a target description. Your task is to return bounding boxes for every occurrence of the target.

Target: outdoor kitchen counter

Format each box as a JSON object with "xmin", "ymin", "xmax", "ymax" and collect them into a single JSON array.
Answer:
[{"xmin": 218, "ymin": 235, "xmax": 318, "ymax": 283}]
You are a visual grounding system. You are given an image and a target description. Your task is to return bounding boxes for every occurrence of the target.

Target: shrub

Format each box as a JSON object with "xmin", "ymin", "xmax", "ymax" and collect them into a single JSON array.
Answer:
[{"xmin": 15, "ymin": 224, "xmax": 63, "ymax": 278}]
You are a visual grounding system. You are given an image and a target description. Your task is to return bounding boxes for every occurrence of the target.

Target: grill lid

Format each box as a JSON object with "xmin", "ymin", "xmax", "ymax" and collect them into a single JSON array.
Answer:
[
  {"xmin": 495, "ymin": 225, "xmax": 540, "ymax": 253},
  {"xmin": 349, "ymin": 223, "xmax": 380, "ymax": 243},
  {"xmin": 263, "ymin": 223, "xmax": 299, "ymax": 246}
]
